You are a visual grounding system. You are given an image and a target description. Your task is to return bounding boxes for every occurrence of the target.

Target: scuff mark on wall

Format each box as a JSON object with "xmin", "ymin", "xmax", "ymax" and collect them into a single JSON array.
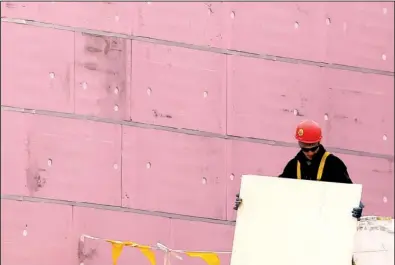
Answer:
[
  {"xmin": 205, "ymin": 3, "xmax": 214, "ymax": 14},
  {"xmin": 24, "ymin": 136, "xmax": 47, "ymax": 194},
  {"xmin": 78, "ymin": 239, "xmax": 97, "ymax": 264},
  {"xmin": 152, "ymin": 109, "xmax": 172, "ymax": 119},
  {"xmin": 75, "ymin": 32, "xmax": 129, "ymax": 119}
]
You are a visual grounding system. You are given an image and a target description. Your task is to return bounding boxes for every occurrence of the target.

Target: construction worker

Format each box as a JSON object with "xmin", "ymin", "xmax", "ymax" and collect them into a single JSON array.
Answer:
[
  {"xmin": 233, "ymin": 120, "xmax": 363, "ymax": 264},
  {"xmin": 234, "ymin": 120, "xmax": 364, "ymax": 216}
]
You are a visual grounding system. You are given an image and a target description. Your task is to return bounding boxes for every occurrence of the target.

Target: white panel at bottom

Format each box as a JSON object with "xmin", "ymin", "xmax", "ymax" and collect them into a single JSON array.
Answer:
[{"xmin": 230, "ymin": 175, "xmax": 362, "ymax": 265}]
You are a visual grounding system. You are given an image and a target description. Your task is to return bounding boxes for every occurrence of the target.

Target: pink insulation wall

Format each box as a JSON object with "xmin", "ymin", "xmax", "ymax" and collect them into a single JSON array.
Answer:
[{"xmin": 1, "ymin": 2, "xmax": 394, "ymax": 265}]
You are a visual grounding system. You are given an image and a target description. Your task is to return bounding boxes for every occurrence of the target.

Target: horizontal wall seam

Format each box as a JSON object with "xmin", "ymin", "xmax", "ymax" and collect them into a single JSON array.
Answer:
[
  {"xmin": 1, "ymin": 17, "xmax": 394, "ymax": 77},
  {"xmin": 1, "ymin": 194, "xmax": 236, "ymax": 226},
  {"xmin": 2, "ymin": 105, "xmax": 393, "ymax": 161}
]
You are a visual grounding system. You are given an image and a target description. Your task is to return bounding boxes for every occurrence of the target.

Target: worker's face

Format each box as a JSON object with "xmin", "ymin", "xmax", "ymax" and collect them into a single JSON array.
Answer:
[{"xmin": 299, "ymin": 141, "xmax": 320, "ymax": 160}]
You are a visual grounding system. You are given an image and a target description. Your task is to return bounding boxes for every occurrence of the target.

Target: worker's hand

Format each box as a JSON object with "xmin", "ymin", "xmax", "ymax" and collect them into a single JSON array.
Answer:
[
  {"xmin": 352, "ymin": 201, "xmax": 364, "ymax": 220},
  {"xmin": 234, "ymin": 193, "xmax": 242, "ymax": 210}
]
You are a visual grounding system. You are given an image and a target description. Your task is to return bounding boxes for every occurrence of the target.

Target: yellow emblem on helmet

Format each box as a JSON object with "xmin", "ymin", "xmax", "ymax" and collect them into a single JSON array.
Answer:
[{"xmin": 298, "ymin": 128, "xmax": 304, "ymax": 136}]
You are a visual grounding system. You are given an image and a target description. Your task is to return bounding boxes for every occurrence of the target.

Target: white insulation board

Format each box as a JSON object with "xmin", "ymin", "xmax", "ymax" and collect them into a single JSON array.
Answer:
[{"xmin": 230, "ymin": 175, "xmax": 362, "ymax": 265}]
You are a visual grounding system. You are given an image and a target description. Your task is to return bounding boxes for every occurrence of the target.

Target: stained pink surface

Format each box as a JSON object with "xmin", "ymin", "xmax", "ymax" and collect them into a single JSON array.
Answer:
[
  {"xmin": 227, "ymin": 2, "xmax": 327, "ymax": 62},
  {"xmin": 1, "ymin": 111, "xmax": 122, "ymax": 205},
  {"xmin": 228, "ymin": 55, "xmax": 394, "ymax": 155},
  {"xmin": 325, "ymin": 2, "xmax": 394, "ymax": 72},
  {"xmin": 323, "ymin": 69, "xmax": 394, "ymax": 155},
  {"xmin": 169, "ymin": 219, "xmax": 234, "ymax": 265},
  {"xmin": 341, "ymin": 154, "xmax": 394, "ymax": 217},
  {"xmin": 1, "ymin": 23, "xmax": 74, "ymax": 111},
  {"xmin": 74, "ymin": 33, "xmax": 131, "ymax": 120},
  {"xmin": 1, "ymin": 2, "xmax": 394, "ymax": 265},
  {"xmin": 1, "ymin": 200, "xmax": 75, "ymax": 265},
  {"xmin": 134, "ymin": 2, "xmax": 228, "ymax": 48},
  {"xmin": 2, "ymin": 2, "xmax": 393, "ymax": 69},
  {"xmin": 1, "ymin": 2, "xmax": 135, "ymax": 34},
  {"xmin": 131, "ymin": 41, "xmax": 227, "ymax": 133},
  {"xmin": 227, "ymin": 55, "xmax": 326, "ymax": 142},
  {"xmin": 122, "ymin": 126, "xmax": 227, "ymax": 219},
  {"xmin": 3, "ymin": 200, "xmax": 234, "ymax": 265},
  {"xmin": 73, "ymin": 207, "xmax": 171, "ymax": 265}
]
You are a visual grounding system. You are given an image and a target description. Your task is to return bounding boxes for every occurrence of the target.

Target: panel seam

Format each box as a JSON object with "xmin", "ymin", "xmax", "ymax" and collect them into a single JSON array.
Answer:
[{"xmin": 1, "ymin": 17, "xmax": 393, "ymax": 77}]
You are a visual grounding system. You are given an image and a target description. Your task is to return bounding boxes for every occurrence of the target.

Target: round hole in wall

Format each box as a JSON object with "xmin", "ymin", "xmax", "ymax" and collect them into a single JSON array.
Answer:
[
  {"xmin": 114, "ymin": 105, "xmax": 119, "ymax": 112},
  {"xmin": 294, "ymin": 21, "xmax": 299, "ymax": 29},
  {"xmin": 230, "ymin": 174, "xmax": 235, "ymax": 181},
  {"xmin": 47, "ymin": 159, "xmax": 53, "ymax": 167},
  {"xmin": 230, "ymin": 11, "xmax": 235, "ymax": 19},
  {"xmin": 324, "ymin": 113, "xmax": 329, "ymax": 121},
  {"xmin": 202, "ymin": 177, "xmax": 207, "ymax": 184},
  {"xmin": 114, "ymin": 87, "xmax": 119, "ymax": 94},
  {"xmin": 81, "ymin": 82, "xmax": 88, "ymax": 90},
  {"xmin": 383, "ymin": 196, "xmax": 388, "ymax": 203},
  {"xmin": 113, "ymin": 164, "xmax": 118, "ymax": 170},
  {"xmin": 326, "ymin": 18, "xmax": 331, "ymax": 25},
  {"xmin": 203, "ymin": 91, "xmax": 208, "ymax": 98},
  {"xmin": 146, "ymin": 162, "xmax": 151, "ymax": 169},
  {"xmin": 382, "ymin": 54, "xmax": 387, "ymax": 61},
  {"xmin": 343, "ymin": 22, "xmax": 347, "ymax": 31},
  {"xmin": 293, "ymin": 109, "xmax": 299, "ymax": 116},
  {"xmin": 49, "ymin": 72, "xmax": 55, "ymax": 79},
  {"xmin": 383, "ymin": 134, "xmax": 388, "ymax": 141},
  {"xmin": 147, "ymin": 87, "xmax": 152, "ymax": 96}
]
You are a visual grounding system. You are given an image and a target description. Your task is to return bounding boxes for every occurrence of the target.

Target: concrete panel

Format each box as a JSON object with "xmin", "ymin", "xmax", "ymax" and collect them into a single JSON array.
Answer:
[
  {"xmin": 341, "ymin": 154, "xmax": 394, "ymax": 217},
  {"xmin": 122, "ymin": 126, "xmax": 227, "ymax": 219},
  {"xmin": 169, "ymin": 219, "xmax": 234, "ymax": 265},
  {"xmin": 226, "ymin": 140, "xmax": 299, "ymax": 220},
  {"xmin": 134, "ymin": 2, "xmax": 227, "ymax": 47},
  {"xmin": 131, "ymin": 42, "xmax": 226, "ymax": 133},
  {"xmin": 1, "ymin": 200, "xmax": 75, "ymax": 265},
  {"xmin": 1, "ymin": 111, "xmax": 26, "ymax": 194},
  {"xmin": 1, "ymin": 2, "xmax": 135, "ymax": 34},
  {"xmin": 73, "ymin": 207, "xmax": 171, "ymax": 265},
  {"xmin": 74, "ymin": 33, "xmax": 131, "ymax": 120},
  {"xmin": 324, "ymin": 69, "xmax": 394, "ymax": 155},
  {"xmin": 227, "ymin": 2, "xmax": 326, "ymax": 61},
  {"xmin": 1, "ymin": 23, "xmax": 74, "ymax": 112},
  {"xmin": 325, "ymin": 2, "xmax": 394, "ymax": 72},
  {"xmin": 1, "ymin": 111, "xmax": 122, "ymax": 206},
  {"xmin": 227, "ymin": 55, "xmax": 326, "ymax": 142}
]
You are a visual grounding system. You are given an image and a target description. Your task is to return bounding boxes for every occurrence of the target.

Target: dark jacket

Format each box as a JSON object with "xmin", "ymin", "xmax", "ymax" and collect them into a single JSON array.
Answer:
[{"xmin": 279, "ymin": 144, "xmax": 353, "ymax": 184}]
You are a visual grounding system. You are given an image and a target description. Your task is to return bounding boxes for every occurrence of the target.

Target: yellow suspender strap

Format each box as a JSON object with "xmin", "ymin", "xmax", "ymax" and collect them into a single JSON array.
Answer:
[
  {"xmin": 296, "ymin": 152, "xmax": 330, "ymax": 180},
  {"xmin": 297, "ymin": 161, "xmax": 302, "ymax": 179},
  {"xmin": 317, "ymin": 152, "xmax": 330, "ymax": 180}
]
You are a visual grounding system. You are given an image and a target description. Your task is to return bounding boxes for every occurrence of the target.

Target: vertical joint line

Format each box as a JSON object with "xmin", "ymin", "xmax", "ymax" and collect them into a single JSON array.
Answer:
[
  {"xmin": 224, "ymin": 55, "xmax": 229, "ymax": 220},
  {"xmin": 73, "ymin": 31, "xmax": 76, "ymax": 113},
  {"xmin": 120, "ymin": 125, "xmax": 124, "ymax": 204}
]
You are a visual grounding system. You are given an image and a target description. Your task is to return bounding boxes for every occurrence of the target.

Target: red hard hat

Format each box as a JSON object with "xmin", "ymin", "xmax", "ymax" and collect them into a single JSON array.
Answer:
[{"xmin": 295, "ymin": 120, "xmax": 322, "ymax": 143}]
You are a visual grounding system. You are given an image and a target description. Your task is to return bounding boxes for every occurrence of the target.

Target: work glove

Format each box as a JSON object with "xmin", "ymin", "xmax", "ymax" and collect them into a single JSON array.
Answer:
[
  {"xmin": 352, "ymin": 201, "xmax": 364, "ymax": 220},
  {"xmin": 233, "ymin": 193, "xmax": 242, "ymax": 210}
]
